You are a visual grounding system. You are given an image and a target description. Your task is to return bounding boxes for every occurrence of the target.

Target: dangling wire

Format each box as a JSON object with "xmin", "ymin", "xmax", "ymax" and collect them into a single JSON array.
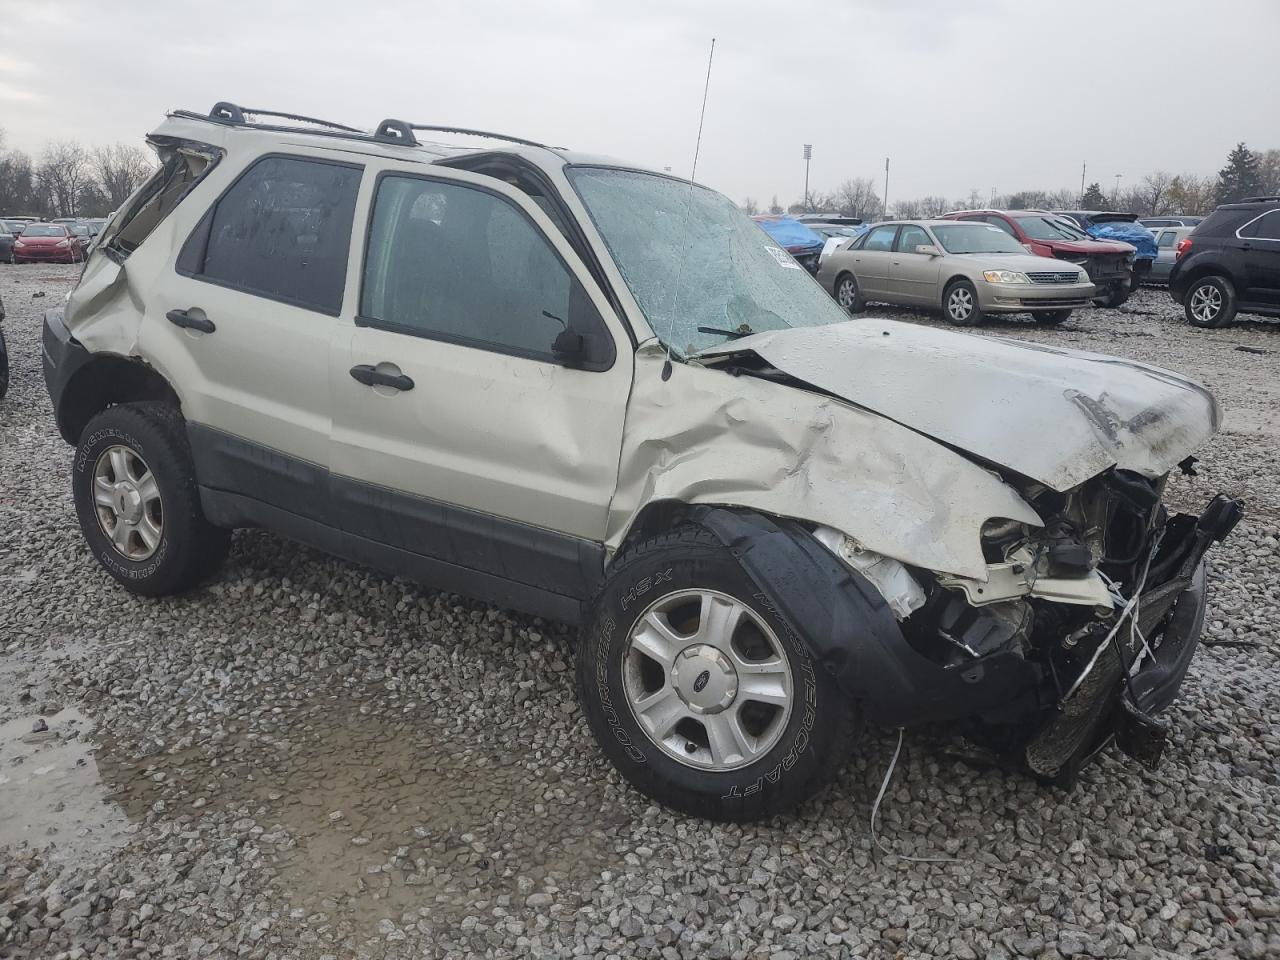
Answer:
[
  {"xmin": 870, "ymin": 729, "xmax": 961, "ymax": 865},
  {"xmin": 661, "ymin": 37, "xmax": 716, "ymax": 382}
]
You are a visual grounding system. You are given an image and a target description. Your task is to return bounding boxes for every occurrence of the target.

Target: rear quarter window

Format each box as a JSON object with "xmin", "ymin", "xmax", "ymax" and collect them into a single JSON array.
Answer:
[{"xmin": 102, "ymin": 144, "xmax": 218, "ymax": 261}]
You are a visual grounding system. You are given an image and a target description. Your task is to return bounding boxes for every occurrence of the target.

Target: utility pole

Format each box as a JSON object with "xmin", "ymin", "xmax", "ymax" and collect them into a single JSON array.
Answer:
[
  {"xmin": 1113, "ymin": 173, "xmax": 1123, "ymax": 207},
  {"xmin": 990, "ymin": 186, "xmax": 996, "ymax": 206},
  {"xmin": 883, "ymin": 157, "xmax": 890, "ymax": 219},
  {"xmin": 802, "ymin": 144, "xmax": 812, "ymax": 212},
  {"xmin": 1080, "ymin": 161, "xmax": 1087, "ymax": 206}
]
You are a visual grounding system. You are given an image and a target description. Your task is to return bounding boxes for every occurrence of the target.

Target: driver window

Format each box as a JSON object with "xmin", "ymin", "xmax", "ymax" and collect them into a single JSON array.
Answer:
[
  {"xmin": 895, "ymin": 225, "xmax": 931, "ymax": 253},
  {"xmin": 361, "ymin": 175, "xmax": 572, "ymax": 359}
]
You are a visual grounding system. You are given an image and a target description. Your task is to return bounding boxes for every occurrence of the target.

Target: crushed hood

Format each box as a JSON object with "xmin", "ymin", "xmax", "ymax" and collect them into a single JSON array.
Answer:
[{"xmin": 697, "ymin": 320, "xmax": 1220, "ymax": 491}]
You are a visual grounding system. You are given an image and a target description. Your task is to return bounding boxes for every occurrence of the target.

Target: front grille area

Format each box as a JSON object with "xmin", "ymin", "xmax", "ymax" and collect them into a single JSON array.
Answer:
[{"xmin": 1026, "ymin": 271, "xmax": 1081, "ymax": 284}]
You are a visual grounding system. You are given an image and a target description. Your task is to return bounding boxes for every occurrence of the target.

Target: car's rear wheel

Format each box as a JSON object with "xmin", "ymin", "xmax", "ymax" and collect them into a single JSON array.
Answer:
[
  {"xmin": 943, "ymin": 279, "xmax": 983, "ymax": 326},
  {"xmin": 72, "ymin": 402, "xmax": 230, "ymax": 596},
  {"xmin": 834, "ymin": 272, "xmax": 863, "ymax": 313},
  {"xmin": 1032, "ymin": 309, "xmax": 1072, "ymax": 325},
  {"xmin": 1185, "ymin": 275, "xmax": 1237, "ymax": 329},
  {"xmin": 577, "ymin": 525, "xmax": 856, "ymax": 821}
]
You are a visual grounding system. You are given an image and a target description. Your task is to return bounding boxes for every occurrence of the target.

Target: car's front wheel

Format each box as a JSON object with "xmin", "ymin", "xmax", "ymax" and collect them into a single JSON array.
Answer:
[
  {"xmin": 72, "ymin": 402, "xmax": 231, "ymax": 596},
  {"xmin": 1185, "ymin": 275, "xmax": 1237, "ymax": 329},
  {"xmin": 577, "ymin": 525, "xmax": 856, "ymax": 821},
  {"xmin": 834, "ymin": 272, "xmax": 863, "ymax": 313},
  {"xmin": 943, "ymin": 279, "xmax": 983, "ymax": 326},
  {"xmin": 1032, "ymin": 309, "xmax": 1072, "ymax": 325},
  {"xmin": 1093, "ymin": 281, "xmax": 1131, "ymax": 309}
]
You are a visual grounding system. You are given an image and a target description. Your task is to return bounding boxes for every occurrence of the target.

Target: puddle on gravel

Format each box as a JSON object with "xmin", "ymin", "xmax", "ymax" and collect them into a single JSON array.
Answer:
[
  {"xmin": 99, "ymin": 691, "xmax": 629, "ymax": 928},
  {"xmin": 0, "ymin": 705, "xmax": 132, "ymax": 862}
]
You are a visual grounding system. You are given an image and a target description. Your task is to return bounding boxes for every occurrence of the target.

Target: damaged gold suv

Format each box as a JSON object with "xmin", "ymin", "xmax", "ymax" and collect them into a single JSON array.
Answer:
[{"xmin": 43, "ymin": 103, "xmax": 1242, "ymax": 821}]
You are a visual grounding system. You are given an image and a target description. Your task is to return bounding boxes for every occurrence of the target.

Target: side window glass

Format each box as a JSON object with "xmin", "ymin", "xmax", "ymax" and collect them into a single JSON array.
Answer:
[
  {"xmin": 360, "ymin": 176, "xmax": 575, "ymax": 359},
  {"xmin": 896, "ymin": 225, "xmax": 930, "ymax": 253},
  {"xmin": 985, "ymin": 216, "xmax": 1018, "ymax": 238},
  {"xmin": 1158, "ymin": 231, "xmax": 1177, "ymax": 248},
  {"xmin": 180, "ymin": 156, "xmax": 361, "ymax": 314},
  {"xmin": 1244, "ymin": 211, "xmax": 1280, "ymax": 241},
  {"xmin": 863, "ymin": 225, "xmax": 897, "ymax": 251}
]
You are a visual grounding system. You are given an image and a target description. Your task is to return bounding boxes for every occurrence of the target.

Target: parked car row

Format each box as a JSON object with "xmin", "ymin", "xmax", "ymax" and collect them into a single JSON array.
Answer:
[{"xmin": 0, "ymin": 216, "xmax": 108, "ymax": 264}]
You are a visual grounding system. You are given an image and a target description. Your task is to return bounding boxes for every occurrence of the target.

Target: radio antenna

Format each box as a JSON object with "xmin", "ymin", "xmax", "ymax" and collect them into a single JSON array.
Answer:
[{"xmin": 661, "ymin": 37, "xmax": 716, "ymax": 382}]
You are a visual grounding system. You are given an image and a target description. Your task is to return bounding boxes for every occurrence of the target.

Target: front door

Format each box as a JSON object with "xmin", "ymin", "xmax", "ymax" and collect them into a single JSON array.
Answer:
[{"xmin": 329, "ymin": 163, "xmax": 633, "ymax": 601}]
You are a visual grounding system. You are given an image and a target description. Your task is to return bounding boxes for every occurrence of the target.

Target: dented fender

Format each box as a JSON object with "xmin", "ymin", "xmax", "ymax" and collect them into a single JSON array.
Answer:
[{"xmin": 607, "ymin": 343, "xmax": 1042, "ymax": 580}]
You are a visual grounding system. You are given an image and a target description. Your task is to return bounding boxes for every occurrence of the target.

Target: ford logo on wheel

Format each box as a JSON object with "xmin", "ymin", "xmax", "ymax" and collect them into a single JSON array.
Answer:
[{"xmin": 692, "ymin": 669, "xmax": 711, "ymax": 694}]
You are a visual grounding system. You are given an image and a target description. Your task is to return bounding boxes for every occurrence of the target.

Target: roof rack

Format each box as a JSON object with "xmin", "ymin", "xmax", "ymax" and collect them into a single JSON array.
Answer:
[
  {"xmin": 373, "ymin": 120, "xmax": 548, "ymax": 150},
  {"xmin": 208, "ymin": 101, "xmax": 363, "ymax": 133},
  {"xmin": 173, "ymin": 102, "xmax": 552, "ymax": 155},
  {"xmin": 1239, "ymin": 195, "xmax": 1280, "ymax": 203}
]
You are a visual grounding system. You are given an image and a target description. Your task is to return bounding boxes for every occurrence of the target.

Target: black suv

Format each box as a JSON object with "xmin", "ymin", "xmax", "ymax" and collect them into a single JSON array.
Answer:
[{"xmin": 1169, "ymin": 196, "xmax": 1280, "ymax": 328}]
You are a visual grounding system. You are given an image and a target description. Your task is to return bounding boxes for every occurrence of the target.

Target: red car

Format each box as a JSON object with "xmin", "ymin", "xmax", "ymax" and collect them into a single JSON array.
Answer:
[
  {"xmin": 941, "ymin": 209, "xmax": 1137, "ymax": 307},
  {"xmin": 12, "ymin": 223, "xmax": 84, "ymax": 264}
]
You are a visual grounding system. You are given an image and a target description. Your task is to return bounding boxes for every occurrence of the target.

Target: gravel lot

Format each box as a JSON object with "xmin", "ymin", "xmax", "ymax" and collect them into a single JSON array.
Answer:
[{"xmin": 1, "ymin": 263, "xmax": 1278, "ymax": 960}]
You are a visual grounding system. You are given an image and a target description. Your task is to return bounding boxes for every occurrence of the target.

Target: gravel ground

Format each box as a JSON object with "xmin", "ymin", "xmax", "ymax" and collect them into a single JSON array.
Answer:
[{"xmin": 1, "ymin": 262, "xmax": 1278, "ymax": 960}]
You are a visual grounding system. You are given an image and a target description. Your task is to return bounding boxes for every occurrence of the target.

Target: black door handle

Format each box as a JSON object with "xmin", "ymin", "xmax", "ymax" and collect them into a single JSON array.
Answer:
[
  {"xmin": 166, "ymin": 308, "xmax": 216, "ymax": 334},
  {"xmin": 349, "ymin": 364, "xmax": 414, "ymax": 391}
]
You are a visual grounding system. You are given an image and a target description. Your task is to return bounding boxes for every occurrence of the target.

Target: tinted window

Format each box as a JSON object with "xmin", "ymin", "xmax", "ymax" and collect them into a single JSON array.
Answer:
[
  {"xmin": 896, "ymin": 225, "xmax": 931, "ymax": 253},
  {"xmin": 182, "ymin": 156, "xmax": 361, "ymax": 314},
  {"xmin": 1241, "ymin": 210, "xmax": 1280, "ymax": 241},
  {"xmin": 361, "ymin": 175, "xmax": 573, "ymax": 359},
  {"xmin": 862, "ymin": 225, "xmax": 898, "ymax": 251}
]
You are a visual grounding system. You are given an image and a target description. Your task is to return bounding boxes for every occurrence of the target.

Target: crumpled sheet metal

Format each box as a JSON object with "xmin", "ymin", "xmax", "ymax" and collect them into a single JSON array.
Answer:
[
  {"xmin": 608, "ymin": 344, "xmax": 1041, "ymax": 580},
  {"xmin": 698, "ymin": 320, "xmax": 1221, "ymax": 492}
]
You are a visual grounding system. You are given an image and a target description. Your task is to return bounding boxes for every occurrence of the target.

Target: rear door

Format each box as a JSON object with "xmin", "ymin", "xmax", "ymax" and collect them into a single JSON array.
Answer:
[
  {"xmin": 848, "ymin": 223, "xmax": 899, "ymax": 297},
  {"xmin": 329, "ymin": 161, "xmax": 633, "ymax": 604},
  {"xmin": 1236, "ymin": 209, "xmax": 1280, "ymax": 305},
  {"xmin": 145, "ymin": 151, "xmax": 363, "ymax": 519},
  {"xmin": 888, "ymin": 224, "xmax": 941, "ymax": 303}
]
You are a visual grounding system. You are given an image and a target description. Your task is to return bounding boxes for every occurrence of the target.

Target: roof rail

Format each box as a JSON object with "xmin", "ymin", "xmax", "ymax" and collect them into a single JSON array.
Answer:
[
  {"xmin": 404, "ymin": 124, "xmax": 548, "ymax": 149},
  {"xmin": 206, "ymin": 101, "xmax": 362, "ymax": 133},
  {"xmin": 1239, "ymin": 195, "xmax": 1280, "ymax": 203}
]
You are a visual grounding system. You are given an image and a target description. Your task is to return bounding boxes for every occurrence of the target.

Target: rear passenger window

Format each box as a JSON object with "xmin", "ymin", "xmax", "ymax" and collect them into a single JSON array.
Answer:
[
  {"xmin": 1241, "ymin": 211, "xmax": 1280, "ymax": 241},
  {"xmin": 861, "ymin": 225, "xmax": 897, "ymax": 251},
  {"xmin": 179, "ymin": 155, "xmax": 361, "ymax": 315},
  {"xmin": 359, "ymin": 175, "xmax": 575, "ymax": 360},
  {"xmin": 1158, "ymin": 231, "xmax": 1177, "ymax": 248}
]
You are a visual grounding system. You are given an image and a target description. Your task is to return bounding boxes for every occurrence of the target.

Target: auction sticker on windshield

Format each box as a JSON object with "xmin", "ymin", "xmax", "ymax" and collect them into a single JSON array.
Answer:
[{"xmin": 764, "ymin": 246, "xmax": 801, "ymax": 269}]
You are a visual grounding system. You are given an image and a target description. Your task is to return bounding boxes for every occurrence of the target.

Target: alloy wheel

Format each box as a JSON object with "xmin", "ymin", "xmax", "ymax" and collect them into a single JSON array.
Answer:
[
  {"xmin": 837, "ymin": 277, "xmax": 857, "ymax": 309},
  {"xmin": 92, "ymin": 444, "xmax": 164, "ymax": 560},
  {"xmin": 623, "ymin": 589, "xmax": 793, "ymax": 771},
  {"xmin": 1189, "ymin": 283, "xmax": 1222, "ymax": 324},
  {"xmin": 948, "ymin": 287, "xmax": 975, "ymax": 322}
]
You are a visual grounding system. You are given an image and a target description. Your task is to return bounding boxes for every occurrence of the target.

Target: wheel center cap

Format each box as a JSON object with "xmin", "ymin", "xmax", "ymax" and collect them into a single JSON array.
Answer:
[
  {"xmin": 114, "ymin": 482, "xmax": 143, "ymax": 524},
  {"xmin": 672, "ymin": 644, "xmax": 738, "ymax": 715}
]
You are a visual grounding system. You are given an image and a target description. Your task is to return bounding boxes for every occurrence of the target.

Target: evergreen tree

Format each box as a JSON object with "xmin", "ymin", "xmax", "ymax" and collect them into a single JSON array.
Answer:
[
  {"xmin": 1081, "ymin": 182, "xmax": 1108, "ymax": 208},
  {"xmin": 1216, "ymin": 142, "xmax": 1262, "ymax": 204}
]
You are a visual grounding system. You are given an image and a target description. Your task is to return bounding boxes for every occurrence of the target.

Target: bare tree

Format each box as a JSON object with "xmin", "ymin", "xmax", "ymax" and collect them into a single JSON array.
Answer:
[
  {"xmin": 833, "ymin": 178, "xmax": 880, "ymax": 219},
  {"xmin": 1166, "ymin": 174, "xmax": 1216, "ymax": 215},
  {"xmin": 767, "ymin": 195, "xmax": 783, "ymax": 215},
  {"xmin": 93, "ymin": 143, "xmax": 154, "ymax": 210},
  {"xmin": 1257, "ymin": 149, "xmax": 1280, "ymax": 196},
  {"xmin": 917, "ymin": 195, "xmax": 951, "ymax": 217},
  {"xmin": 37, "ymin": 141, "xmax": 93, "ymax": 218},
  {"xmin": 893, "ymin": 198, "xmax": 923, "ymax": 219}
]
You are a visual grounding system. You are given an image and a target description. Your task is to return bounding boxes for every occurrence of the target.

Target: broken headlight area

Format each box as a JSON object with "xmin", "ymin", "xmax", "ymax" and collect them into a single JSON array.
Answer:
[{"xmin": 816, "ymin": 474, "xmax": 1244, "ymax": 787}]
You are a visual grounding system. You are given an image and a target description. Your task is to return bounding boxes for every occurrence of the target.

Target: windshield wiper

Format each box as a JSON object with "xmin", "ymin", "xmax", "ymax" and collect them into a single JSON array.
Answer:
[{"xmin": 696, "ymin": 324, "xmax": 755, "ymax": 340}]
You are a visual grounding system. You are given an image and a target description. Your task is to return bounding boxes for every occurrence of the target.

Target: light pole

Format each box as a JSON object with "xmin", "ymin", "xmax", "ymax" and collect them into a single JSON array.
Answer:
[
  {"xmin": 1113, "ymin": 173, "xmax": 1123, "ymax": 207},
  {"xmin": 1080, "ymin": 161, "xmax": 1087, "ymax": 206},
  {"xmin": 883, "ymin": 157, "xmax": 889, "ymax": 219},
  {"xmin": 803, "ymin": 144, "xmax": 812, "ymax": 212}
]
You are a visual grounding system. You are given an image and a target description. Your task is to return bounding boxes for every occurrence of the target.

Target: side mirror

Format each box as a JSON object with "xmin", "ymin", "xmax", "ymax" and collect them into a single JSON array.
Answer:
[
  {"xmin": 915, "ymin": 244, "xmax": 943, "ymax": 257},
  {"xmin": 552, "ymin": 327, "xmax": 585, "ymax": 363}
]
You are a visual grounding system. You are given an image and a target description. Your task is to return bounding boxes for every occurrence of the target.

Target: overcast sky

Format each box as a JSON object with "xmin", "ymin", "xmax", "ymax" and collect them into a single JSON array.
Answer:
[{"xmin": 2, "ymin": 0, "xmax": 1277, "ymax": 206}]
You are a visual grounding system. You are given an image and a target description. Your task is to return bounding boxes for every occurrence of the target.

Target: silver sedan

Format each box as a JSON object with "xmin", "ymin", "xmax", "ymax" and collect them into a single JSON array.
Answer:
[{"xmin": 817, "ymin": 219, "xmax": 1097, "ymax": 326}]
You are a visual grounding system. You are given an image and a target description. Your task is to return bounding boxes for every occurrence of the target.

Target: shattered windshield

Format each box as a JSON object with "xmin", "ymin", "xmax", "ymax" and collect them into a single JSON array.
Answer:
[{"xmin": 567, "ymin": 166, "xmax": 850, "ymax": 356}]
